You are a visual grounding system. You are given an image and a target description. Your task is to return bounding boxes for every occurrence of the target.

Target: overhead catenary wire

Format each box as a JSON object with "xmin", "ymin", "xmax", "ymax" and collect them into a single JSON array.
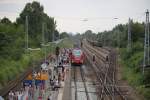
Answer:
[{"xmin": 52, "ymin": 13, "xmax": 145, "ymax": 21}]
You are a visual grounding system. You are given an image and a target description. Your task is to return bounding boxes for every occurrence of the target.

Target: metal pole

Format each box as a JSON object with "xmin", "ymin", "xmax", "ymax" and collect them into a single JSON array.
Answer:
[
  {"xmin": 42, "ymin": 23, "xmax": 44, "ymax": 44},
  {"xmin": 117, "ymin": 24, "xmax": 120, "ymax": 48},
  {"xmin": 113, "ymin": 18, "xmax": 119, "ymax": 48},
  {"xmin": 25, "ymin": 16, "xmax": 29, "ymax": 52},
  {"xmin": 143, "ymin": 20, "xmax": 146, "ymax": 74},
  {"xmin": 42, "ymin": 23, "xmax": 46, "ymax": 62},
  {"xmin": 143, "ymin": 10, "xmax": 149, "ymax": 74},
  {"xmin": 127, "ymin": 18, "xmax": 131, "ymax": 52},
  {"xmin": 52, "ymin": 20, "xmax": 55, "ymax": 42},
  {"xmin": 147, "ymin": 10, "xmax": 150, "ymax": 65},
  {"xmin": 52, "ymin": 29, "xmax": 54, "ymax": 42}
]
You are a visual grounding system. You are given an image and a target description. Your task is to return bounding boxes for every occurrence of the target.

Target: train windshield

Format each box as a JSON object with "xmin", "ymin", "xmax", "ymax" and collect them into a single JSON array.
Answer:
[{"xmin": 73, "ymin": 50, "xmax": 82, "ymax": 56}]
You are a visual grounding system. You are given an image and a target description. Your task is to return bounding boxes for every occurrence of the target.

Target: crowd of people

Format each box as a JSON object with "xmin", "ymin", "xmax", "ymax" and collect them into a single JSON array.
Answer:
[
  {"xmin": 7, "ymin": 48, "xmax": 71, "ymax": 100},
  {"xmin": 8, "ymin": 90, "xmax": 24, "ymax": 100},
  {"xmin": 8, "ymin": 85, "xmax": 34, "ymax": 100},
  {"xmin": 49, "ymin": 48, "xmax": 71, "ymax": 90}
]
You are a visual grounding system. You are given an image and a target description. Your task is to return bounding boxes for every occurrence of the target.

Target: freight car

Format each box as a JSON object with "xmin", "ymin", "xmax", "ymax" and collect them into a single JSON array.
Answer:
[{"xmin": 87, "ymin": 40, "xmax": 103, "ymax": 47}]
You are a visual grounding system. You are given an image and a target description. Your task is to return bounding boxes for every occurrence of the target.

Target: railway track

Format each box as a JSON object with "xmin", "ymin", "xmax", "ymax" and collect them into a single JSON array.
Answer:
[
  {"xmin": 72, "ymin": 65, "xmax": 93, "ymax": 100},
  {"xmin": 83, "ymin": 40, "xmax": 126, "ymax": 100},
  {"xmin": 73, "ymin": 66, "xmax": 78, "ymax": 100},
  {"xmin": 94, "ymin": 46, "xmax": 110, "ymax": 55},
  {"xmin": 83, "ymin": 47, "xmax": 112, "ymax": 99}
]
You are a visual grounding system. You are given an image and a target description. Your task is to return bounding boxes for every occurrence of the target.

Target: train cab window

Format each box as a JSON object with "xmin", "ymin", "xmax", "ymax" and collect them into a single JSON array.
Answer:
[{"xmin": 73, "ymin": 50, "xmax": 81, "ymax": 57}]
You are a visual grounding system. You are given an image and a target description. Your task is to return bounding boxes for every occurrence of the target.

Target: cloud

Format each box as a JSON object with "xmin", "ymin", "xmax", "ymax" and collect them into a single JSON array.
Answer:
[
  {"xmin": 0, "ymin": 0, "xmax": 25, "ymax": 21},
  {"xmin": 0, "ymin": 0, "xmax": 40, "ymax": 21},
  {"xmin": 0, "ymin": 11, "xmax": 19, "ymax": 21},
  {"xmin": 0, "ymin": 0, "xmax": 26, "ymax": 4}
]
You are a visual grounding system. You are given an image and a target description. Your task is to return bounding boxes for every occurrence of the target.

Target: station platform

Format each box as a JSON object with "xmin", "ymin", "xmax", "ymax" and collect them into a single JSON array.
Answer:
[{"xmin": 57, "ymin": 66, "xmax": 71, "ymax": 100}]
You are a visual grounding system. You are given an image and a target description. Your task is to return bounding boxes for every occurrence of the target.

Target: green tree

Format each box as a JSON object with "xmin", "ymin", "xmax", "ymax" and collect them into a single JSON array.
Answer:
[
  {"xmin": 60, "ymin": 32, "xmax": 69, "ymax": 39},
  {"xmin": 1, "ymin": 17, "xmax": 11, "ymax": 24},
  {"xmin": 16, "ymin": 1, "xmax": 56, "ymax": 45},
  {"xmin": 54, "ymin": 30, "xmax": 59, "ymax": 40}
]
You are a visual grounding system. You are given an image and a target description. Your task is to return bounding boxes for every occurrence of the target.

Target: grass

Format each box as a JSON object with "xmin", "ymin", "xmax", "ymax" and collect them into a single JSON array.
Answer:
[
  {"xmin": 57, "ymin": 38, "xmax": 73, "ymax": 48},
  {"xmin": 119, "ymin": 48, "xmax": 150, "ymax": 100},
  {"xmin": 0, "ymin": 38, "xmax": 73, "ymax": 88}
]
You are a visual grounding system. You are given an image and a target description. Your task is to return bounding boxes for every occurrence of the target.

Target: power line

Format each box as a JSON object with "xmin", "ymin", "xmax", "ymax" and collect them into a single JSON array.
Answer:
[{"xmin": 53, "ymin": 16, "xmax": 126, "ymax": 21}]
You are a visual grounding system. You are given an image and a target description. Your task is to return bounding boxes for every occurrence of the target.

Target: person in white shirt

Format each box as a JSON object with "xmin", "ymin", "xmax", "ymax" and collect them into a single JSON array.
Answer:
[
  {"xmin": 17, "ymin": 91, "xmax": 22, "ymax": 100},
  {"xmin": 47, "ymin": 94, "xmax": 52, "ymax": 100},
  {"xmin": 8, "ymin": 91, "xmax": 14, "ymax": 100}
]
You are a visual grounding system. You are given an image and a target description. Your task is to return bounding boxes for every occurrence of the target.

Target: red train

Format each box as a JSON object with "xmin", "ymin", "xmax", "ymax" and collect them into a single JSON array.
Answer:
[{"xmin": 71, "ymin": 48, "xmax": 84, "ymax": 65}]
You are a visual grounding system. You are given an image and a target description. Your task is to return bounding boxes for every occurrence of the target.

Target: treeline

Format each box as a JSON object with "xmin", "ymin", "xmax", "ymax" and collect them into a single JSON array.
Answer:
[
  {"xmin": 82, "ymin": 21, "xmax": 145, "ymax": 48},
  {"xmin": 82, "ymin": 21, "xmax": 150, "ymax": 99}
]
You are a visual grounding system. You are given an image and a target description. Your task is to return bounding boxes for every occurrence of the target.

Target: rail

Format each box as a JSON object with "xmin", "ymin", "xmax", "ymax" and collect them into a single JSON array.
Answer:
[{"xmin": 83, "ymin": 40, "xmax": 126, "ymax": 100}]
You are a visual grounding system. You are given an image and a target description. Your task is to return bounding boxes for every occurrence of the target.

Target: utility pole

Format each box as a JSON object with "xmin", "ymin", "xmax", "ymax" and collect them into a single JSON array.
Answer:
[
  {"xmin": 113, "ymin": 18, "xmax": 119, "ymax": 47},
  {"xmin": 127, "ymin": 18, "xmax": 131, "ymax": 52},
  {"xmin": 117, "ymin": 30, "xmax": 120, "ymax": 48},
  {"xmin": 143, "ymin": 9, "xmax": 149, "ymax": 74},
  {"xmin": 42, "ymin": 23, "xmax": 46, "ymax": 62},
  {"xmin": 147, "ymin": 10, "xmax": 150, "ymax": 65},
  {"xmin": 42, "ymin": 23, "xmax": 45, "ymax": 44},
  {"xmin": 101, "ymin": 33, "xmax": 103, "ymax": 46},
  {"xmin": 52, "ymin": 26, "xmax": 54, "ymax": 42},
  {"xmin": 25, "ymin": 16, "xmax": 29, "ymax": 52},
  {"xmin": 52, "ymin": 20, "xmax": 56, "ymax": 42}
]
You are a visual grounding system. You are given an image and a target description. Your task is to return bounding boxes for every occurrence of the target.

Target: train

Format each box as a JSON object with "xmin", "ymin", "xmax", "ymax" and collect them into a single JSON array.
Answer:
[
  {"xmin": 87, "ymin": 39, "xmax": 103, "ymax": 47},
  {"xmin": 71, "ymin": 48, "xmax": 84, "ymax": 65}
]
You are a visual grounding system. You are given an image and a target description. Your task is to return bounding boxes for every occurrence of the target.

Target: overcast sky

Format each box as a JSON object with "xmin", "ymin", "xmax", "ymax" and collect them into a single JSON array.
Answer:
[{"xmin": 0, "ymin": 0, "xmax": 150, "ymax": 33}]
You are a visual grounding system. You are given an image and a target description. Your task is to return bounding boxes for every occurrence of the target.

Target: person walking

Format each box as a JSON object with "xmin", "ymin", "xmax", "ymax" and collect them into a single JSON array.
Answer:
[
  {"xmin": 58, "ymin": 73, "xmax": 61, "ymax": 83},
  {"xmin": 8, "ymin": 91, "xmax": 14, "ymax": 100},
  {"xmin": 47, "ymin": 94, "xmax": 52, "ymax": 100},
  {"xmin": 92, "ymin": 54, "xmax": 96, "ymax": 63}
]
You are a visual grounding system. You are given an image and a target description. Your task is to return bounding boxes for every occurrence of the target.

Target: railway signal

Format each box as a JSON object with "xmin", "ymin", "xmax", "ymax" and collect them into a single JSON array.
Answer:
[
  {"xmin": 55, "ymin": 46, "xmax": 60, "ymax": 56},
  {"xmin": 80, "ymin": 41, "xmax": 83, "ymax": 48},
  {"xmin": 55, "ymin": 46, "xmax": 60, "ymax": 66},
  {"xmin": 92, "ymin": 54, "xmax": 96, "ymax": 63}
]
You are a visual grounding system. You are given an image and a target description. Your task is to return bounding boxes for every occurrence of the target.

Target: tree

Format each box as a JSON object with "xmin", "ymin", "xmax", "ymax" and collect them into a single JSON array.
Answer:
[
  {"xmin": 43, "ymin": 14, "xmax": 56, "ymax": 42},
  {"xmin": 54, "ymin": 30, "xmax": 59, "ymax": 40},
  {"xmin": 0, "ymin": 22, "xmax": 24, "ymax": 60},
  {"xmin": 83, "ymin": 30, "xmax": 97, "ymax": 41},
  {"xmin": 0, "ymin": 32, "xmax": 11, "ymax": 56},
  {"xmin": 1, "ymin": 17, "xmax": 11, "ymax": 24},
  {"xmin": 17, "ymin": 2, "xmax": 43, "ymax": 34},
  {"xmin": 16, "ymin": 1, "xmax": 56, "ymax": 45},
  {"xmin": 60, "ymin": 32, "xmax": 69, "ymax": 39}
]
